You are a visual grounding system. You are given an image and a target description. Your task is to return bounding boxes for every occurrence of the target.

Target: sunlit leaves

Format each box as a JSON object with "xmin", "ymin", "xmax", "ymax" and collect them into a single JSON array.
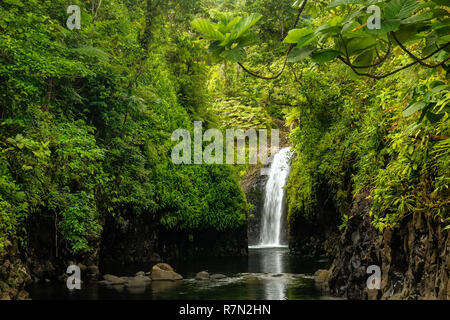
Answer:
[
  {"xmin": 402, "ymin": 101, "xmax": 427, "ymax": 116},
  {"xmin": 234, "ymin": 13, "xmax": 263, "ymax": 38},
  {"xmin": 385, "ymin": 0, "xmax": 420, "ymax": 20},
  {"xmin": 191, "ymin": 13, "xmax": 262, "ymax": 62},
  {"xmin": 191, "ymin": 19, "xmax": 225, "ymax": 41},
  {"xmin": 283, "ymin": 27, "xmax": 314, "ymax": 44},
  {"xmin": 287, "ymin": 45, "xmax": 316, "ymax": 62}
]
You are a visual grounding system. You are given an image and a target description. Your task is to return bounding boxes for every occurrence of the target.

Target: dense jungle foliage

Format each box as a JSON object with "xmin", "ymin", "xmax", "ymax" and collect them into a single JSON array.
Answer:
[
  {"xmin": 0, "ymin": 0, "xmax": 250, "ymax": 256},
  {"xmin": 0, "ymin": 0, "xmax": 449, "ymax": 261},
  {"xmin": 188, "ymin": 0, "xmax": 449, "ymax": 233}
]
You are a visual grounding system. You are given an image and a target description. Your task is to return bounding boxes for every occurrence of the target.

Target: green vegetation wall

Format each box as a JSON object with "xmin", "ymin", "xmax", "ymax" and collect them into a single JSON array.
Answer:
[{"xmin": 0, "ymin": 0, "xmax": 248, "ymax": 258}]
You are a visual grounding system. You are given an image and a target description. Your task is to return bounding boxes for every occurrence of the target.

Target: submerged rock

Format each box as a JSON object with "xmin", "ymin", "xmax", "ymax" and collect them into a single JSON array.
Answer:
[
  {"xmin": 210, "ymin": 274, "xmax": 226, "ymax": 280},
  {"xmin": 195, "ymin": 271, "xmax": 210, "ymax": 281},
  {"xmin": 135, "ymin": 275, "xmax": 152, "ymax": 283},
  {"xmin": 243, "ymin": 275, "xmax": 259, "ymax": 281},
  {"xmin": 151, "ymin": 263, "xmax": 183, "ymax": 281},
  {"xmin": 100, "ymin": 274, "xmax": 151, "ymax": 288}
]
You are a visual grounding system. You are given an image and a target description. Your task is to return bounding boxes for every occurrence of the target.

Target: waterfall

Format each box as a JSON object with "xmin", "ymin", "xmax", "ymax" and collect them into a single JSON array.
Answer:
[{"xmin": 257, "ymin": 147, "xmax": 291, "ymax": 247}]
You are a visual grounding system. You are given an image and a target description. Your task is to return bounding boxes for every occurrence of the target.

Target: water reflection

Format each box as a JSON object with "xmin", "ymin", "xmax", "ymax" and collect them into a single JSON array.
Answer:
[{"xmin": 248, "ymin": 246, "xmax": 288, "ymax": 300}]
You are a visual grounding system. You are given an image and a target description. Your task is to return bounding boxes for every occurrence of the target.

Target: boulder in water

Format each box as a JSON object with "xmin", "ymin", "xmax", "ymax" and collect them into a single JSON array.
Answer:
[
  {"xmin": 243, "ymin": 275, "xmax": 259, "ymax": 282},
  {"xmin": 125, "ymin": 278, "xmax": 147, "ymax": 288},
  {"xmin": 272, "ymin": 274, "xmax": 283, "ymax": 277},
  {"xmin": 195, "ymin": 271, "xmax": 210, "ymax": 281},
  {"xmin": 210, "ymin": 274, "xmax": 226, "ymax": 280},
  {"xmin": 151, "ymin": 263, "xmax": 183, "ymax": 281},
  {"xmin": 314, "ymin": 269, "xmax": 329, "ymax": 292}
]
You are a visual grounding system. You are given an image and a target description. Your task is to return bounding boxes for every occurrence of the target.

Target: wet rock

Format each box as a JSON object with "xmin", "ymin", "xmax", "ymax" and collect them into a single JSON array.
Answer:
[
  {"xmin": 195, "ymin": 271, "xmax": 210, "ymax": 281},
  {"xmin": 322, "ymin": 191, "xmax": 450, "ymax": 300},
  {"xmin": 135, "ymin": 271, "xmax": 146, "ymax": 277},
  {"xmin": 314, "ymin": 269, "xmax": 329, "ymax": 292},
  {"xmin": 210, "ymin": 274, "xmax": 226, "ymax": 280},
  {"xmin": 151, "ymin": 263, "xmax": 183, "ymax": 281},
  {"xmin": 243, "ymin": 275, "xmax": 258, "ymax": 281},
  {"xmin": 272, "ymin": 274, "xmax": 283, "ymax": 277},
  {"xmin": 103, "ymin": 274, "xmax": 126, "ymax": 285},
  {"xmin": 120, "ymin": 276, "xmax": 133, "ymax": 282},
  {"xmin": 135, "ymin": 275, "xmax": 152, "ymax": 283}
]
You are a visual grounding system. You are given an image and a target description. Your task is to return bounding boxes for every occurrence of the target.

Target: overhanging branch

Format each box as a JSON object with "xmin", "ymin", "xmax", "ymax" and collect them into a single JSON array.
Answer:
[{"xmin": 237, "ymin": 0, "xmax": 308, "ymax": 80}]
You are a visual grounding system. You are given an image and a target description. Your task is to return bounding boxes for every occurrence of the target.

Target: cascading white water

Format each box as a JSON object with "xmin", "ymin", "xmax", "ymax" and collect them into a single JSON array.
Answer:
[{"xmin": 257, "ymin": 147, "xmax": 291, "ymax": 247}]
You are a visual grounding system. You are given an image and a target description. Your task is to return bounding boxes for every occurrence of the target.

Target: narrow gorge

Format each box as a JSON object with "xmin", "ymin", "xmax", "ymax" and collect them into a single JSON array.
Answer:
[{"xmin": 1, "ymin": 0, "xmax": 449, "ymax": 302}]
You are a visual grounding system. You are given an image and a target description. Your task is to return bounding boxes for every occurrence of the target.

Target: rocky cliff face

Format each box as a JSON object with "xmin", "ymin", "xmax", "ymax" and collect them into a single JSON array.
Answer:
[
  {"xmin": 241, "ymin": 166, "xmax": 269, "ymax": 246},
  {"xmin": 288, "ymin": 181, "xmax": 341, "ymax": 258},
  {"xmin": 99, "ymin": 208, "xmax": 248, "ymax": 269},
  {"xmin": 0, "ymin": 239, "xmax": 31, "ymax": 300},
  {"xmin": 316, "ymin": 192, "xmax": 450, "ymax": 300}
]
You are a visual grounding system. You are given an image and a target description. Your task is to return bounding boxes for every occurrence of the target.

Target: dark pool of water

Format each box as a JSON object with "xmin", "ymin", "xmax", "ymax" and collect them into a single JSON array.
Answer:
[{"xmin": 28, "ymin": 247, "xmax": 331, "ymax": 300}]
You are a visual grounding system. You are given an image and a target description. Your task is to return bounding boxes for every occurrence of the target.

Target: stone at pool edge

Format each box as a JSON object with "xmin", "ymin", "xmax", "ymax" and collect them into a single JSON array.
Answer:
[
  {"xmin": 150, "ymin": 263, "xmax": 183, "ymax": 281},
  {"xmin": 195, "ymin": 271, "xmax": 227, "ymax": 281},
  {"xmin": 314, "ymin": 269, "xmax": 330, "ymax": 293},
  {"xmin": 99, "ymin": 274, "xmax": 151, "ymax": 287},
  {"xmin": 242, "ymin": 275, "xmax": 259, "ymax": 281},
  {"xmin": 102, "ymin": 274, "xmax": 126, "ymax": 285},
  {"xmin": 195, "ymin": 271, "xmax": 210, "ymax": 281},
  {"xmin": 125, "ymin": 276, "xmax": 150, "ymax": 288}
]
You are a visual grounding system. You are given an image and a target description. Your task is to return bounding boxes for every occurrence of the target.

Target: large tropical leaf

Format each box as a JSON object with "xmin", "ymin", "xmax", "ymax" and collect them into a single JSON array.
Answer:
[
  {"xmin": 366, "ymin": 19, "xmax": 402, "ymax": 34},
  {"xmin": 191, "ymin": 19, "xmax": 225, "ymax": 41},
  {"xmin": 310, "ymin": 49, "xmax": 343, "ymax": 63},
  {"xmin": 234, "ymin": 13, "xmax": 263, "ymax": 39},
  {"xmin": 346, "ymin": 36, "xmax": 377, "ymax": 55},
  {"xmin": 402, "ymin": 101, "xmax": 427, "ymax": 117},
  {"xmin": 287, "ymin": 46, "xmax": 317, "ymax": 62},
  {"xmin": 385, "ymin": 0, "xmax": 420, "ymax": 20},
  {"xmin": 220, "ymin": 47, "xmax": 247, "ymax": 62},
  {"xmin": 283, "ymin": 28, "xmax": 314, "ymax": 44}
]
